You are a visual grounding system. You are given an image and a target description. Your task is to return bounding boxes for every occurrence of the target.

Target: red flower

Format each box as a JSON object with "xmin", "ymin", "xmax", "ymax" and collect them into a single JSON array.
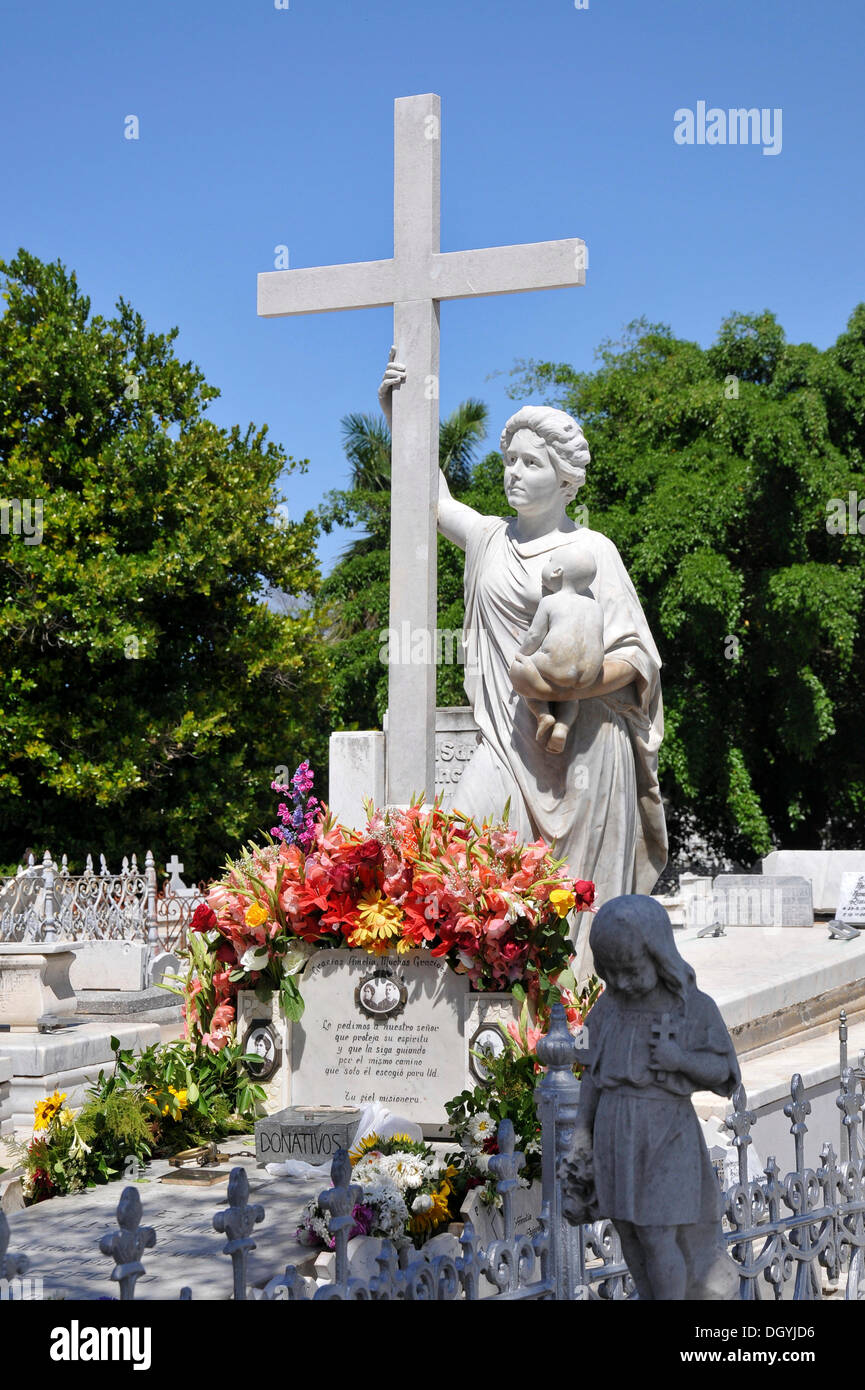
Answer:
[
  {"xmin": 573, "ymin": 880, "xmax": 595, "ymax": 910},
  {"xmin": 190, "ymin": 903, "xmax": 217, "ymax": 933},
  {"xmin": 342, "ymin": 840, "xmax": 383, "ymax": 866}
]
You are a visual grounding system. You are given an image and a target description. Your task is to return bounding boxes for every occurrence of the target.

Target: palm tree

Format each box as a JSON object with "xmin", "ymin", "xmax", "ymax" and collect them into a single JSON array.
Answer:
[
  {"xmin": 328, "ymin": 398, "xmax": 489, "ymax": 559},
  {"xmin": 319, "ymin": 396, "xmax": 491, "ymax": 727}
]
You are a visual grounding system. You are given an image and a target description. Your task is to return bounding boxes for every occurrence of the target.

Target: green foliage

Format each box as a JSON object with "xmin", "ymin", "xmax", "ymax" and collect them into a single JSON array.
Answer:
[
  {"xmin": 18, "ymin": 1032, "xmax": 265, "ymax": 1203},
  {"xmin": 445, "ymin": 1044, "xmax": 543, "ymax": 1201},
  {"xmin": 508, "ymin": 308, "xmax": 865, "ymax": 861},
  {"xmin": 0, "ymin": 250, "xmax": 329, "ymax": 876}
]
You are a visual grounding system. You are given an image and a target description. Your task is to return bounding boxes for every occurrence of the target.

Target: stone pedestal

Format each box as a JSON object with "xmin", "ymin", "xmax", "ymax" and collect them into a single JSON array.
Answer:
[
  {"xmin": 255, "ymin": 1105, "xmax": 360, "ymax": 1166},
  {"xmin": 237, "ymin": 990, "xmax": 291, "ymax": 1113},
  {"xmin": 68, "ymin": 940, "xmax": 181, "ymax": 994},
  {"xmin": 0, "ymin": 943, "xmax": 77, "ymax": 1026},
  {"xmin": 328, "ymin": 731, "xmax": 386, "ymax": 830}
]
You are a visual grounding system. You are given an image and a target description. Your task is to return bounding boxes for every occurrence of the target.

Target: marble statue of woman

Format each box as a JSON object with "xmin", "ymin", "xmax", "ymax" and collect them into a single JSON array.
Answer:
[{"xmin": 379, "ymin": 353, "xmax": 668, "ymax": 938}]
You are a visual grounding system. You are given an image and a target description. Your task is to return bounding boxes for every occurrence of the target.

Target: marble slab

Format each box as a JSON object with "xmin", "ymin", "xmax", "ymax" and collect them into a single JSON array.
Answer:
[
  {"xmin": 290, "ymin": 951, "xmax": 470, "ymax": 1125},
  {"xmin": 762, "ymin": 850, "xmax": 865, "ymax": 913},
  {"xmin": 685, "ymin": 875, "xmax": 813, "ymax": 929}
]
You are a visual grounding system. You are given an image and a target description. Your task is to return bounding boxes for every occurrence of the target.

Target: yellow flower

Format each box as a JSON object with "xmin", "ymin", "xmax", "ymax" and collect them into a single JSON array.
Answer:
[
  {"xmin": 550, "ymin": 888, "xmax": 576, "ymax": 919},
  {"xmin": 168, "ymin": 1086, "xmax": 188, "ymax": 1112},
  {"xmin": 245, "ymin": 901, "xmax": 269, "ymax": 929},
  {"xmin": 350, "ymin": 1131, "xmax": 385, "ymax": 1164},
  {"xmin": 408, "ymin": 1177, "xmax": 454, "ymax": 1236},
  {"xmin": 59, "ymin": 1108, "xmax": 75, "ymax": 1127},
  {"xmin": 33, "ymin": 1090, "xmax": 67, "ymax": 1131},
  {"xmin": 349, "ymin": 891, "xmax": 404, "ymax": 954}
]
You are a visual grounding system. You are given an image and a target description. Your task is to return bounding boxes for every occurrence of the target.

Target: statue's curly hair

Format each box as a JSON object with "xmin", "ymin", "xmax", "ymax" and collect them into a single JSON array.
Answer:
[{"xmin": 500, "ymin": 406, "xmax": 590, "ymax": 503}]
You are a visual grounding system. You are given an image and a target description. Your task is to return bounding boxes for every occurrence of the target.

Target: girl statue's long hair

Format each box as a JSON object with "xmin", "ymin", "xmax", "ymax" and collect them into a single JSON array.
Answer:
[{"xmin": 589, "ymin": 894, "xmax": 696, "ymax": 1002}]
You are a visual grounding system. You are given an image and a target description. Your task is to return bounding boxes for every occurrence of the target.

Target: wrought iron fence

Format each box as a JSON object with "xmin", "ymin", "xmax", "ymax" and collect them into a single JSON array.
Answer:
[
  {"xmin": 3, "ymin": 1004, "xmax": 865, "ymax": 1300},
  {"xmin": 0, "ymin": 851, "xmax": 208, "ymax": 952}
]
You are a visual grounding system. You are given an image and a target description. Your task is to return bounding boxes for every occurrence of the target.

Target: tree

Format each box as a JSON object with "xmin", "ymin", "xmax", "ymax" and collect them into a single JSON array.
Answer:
[
  {"xmin": 510, "ymin": 309, "xmax": 865, "ymax": 862},
  {"xmin": 319, "ymin": 398, "xmax": 489, "ymax": 727},
  {"xmin": 0, "ymin": 250, "xmax": 329, "ymax": 877}
]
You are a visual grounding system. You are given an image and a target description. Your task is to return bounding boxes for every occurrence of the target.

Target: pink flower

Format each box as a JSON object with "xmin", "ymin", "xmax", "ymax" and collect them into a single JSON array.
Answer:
[{"xmin": 202, "ymin": 1000, "xmax": 235, "ymax": 1053}]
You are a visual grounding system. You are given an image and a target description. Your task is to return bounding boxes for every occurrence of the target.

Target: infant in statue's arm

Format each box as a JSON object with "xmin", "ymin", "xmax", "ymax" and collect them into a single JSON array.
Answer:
[{"xmin": 509, "ymin": 548, "xmax": 604, "ymax": 754}]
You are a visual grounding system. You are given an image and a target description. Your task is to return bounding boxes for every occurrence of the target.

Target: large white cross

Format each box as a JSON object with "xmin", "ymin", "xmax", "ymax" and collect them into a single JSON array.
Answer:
[{"xmin": 258, "ymin": 93, "xmax": 586, "ymax": 805}]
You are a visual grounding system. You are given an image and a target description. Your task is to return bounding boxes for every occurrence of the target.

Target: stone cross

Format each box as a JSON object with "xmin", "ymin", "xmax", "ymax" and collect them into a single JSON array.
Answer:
[
  {"xmin": 258, "ymin": 93, "xmax": 586, "ymax": 804},
  {"xmin": 165, "ymin": 854, "xmax": 184, "ymax": 881}
]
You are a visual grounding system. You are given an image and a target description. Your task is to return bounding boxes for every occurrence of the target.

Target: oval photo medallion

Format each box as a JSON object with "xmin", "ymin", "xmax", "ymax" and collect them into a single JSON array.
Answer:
[{"xmin": 355, "ymin": 970, "xmax": 407, "ymax": 1020}]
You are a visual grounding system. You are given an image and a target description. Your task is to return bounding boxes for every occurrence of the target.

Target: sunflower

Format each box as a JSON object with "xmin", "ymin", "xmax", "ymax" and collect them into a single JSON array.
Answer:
[
  {"xmin": 349, "ymin": 1131, "xmax": 420, "ymax": 1165},
  {"xmin": 33, "ymin": 1090, "xmax": 67, "ymax": 1132},
  {"xmin": 408, "ymin": 1175, "xmax": 456, "ymax": 1236}
]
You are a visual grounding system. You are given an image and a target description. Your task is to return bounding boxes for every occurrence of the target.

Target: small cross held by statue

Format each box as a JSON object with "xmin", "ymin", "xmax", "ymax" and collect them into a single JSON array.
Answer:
[{"xmin": 651, "ymin": 1012, "xmax": 677, "ymax": 1082}]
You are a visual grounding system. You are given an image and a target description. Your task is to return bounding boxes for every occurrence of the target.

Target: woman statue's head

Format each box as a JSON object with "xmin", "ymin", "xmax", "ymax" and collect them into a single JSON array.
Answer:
[{"xmin": 500, "ymin": 407, "xmax": 590, "ymax": 511}]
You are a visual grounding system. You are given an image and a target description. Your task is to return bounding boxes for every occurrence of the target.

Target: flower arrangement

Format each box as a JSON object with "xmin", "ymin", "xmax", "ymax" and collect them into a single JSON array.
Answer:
[
  {"xmin": 296, "ymin": 1132, "xmax": 459, "ymax": 1250},
  {"xmin": 16, "ymin": 1030, "xmax": 265, "ymax": 1204},
  {"xmin": 186, "ymin": 764, "xmax": 596, "ymax": 1042}
]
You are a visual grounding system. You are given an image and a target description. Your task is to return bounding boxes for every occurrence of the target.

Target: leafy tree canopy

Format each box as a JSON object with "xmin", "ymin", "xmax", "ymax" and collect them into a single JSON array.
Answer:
[
  {"xmin": 510, "ymin": 308, "xmax": 865, "ymax": 861},
  {"xmin": 0, "ymin": 250, "xmax": 328, "ymax": 877}
]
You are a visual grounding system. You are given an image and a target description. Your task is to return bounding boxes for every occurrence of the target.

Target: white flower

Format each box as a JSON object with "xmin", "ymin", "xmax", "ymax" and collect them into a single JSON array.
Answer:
[
  {"xmin": 361, "ymin": 1176, "xmax": 409, "ymax": 1238},
  {"xmin": 282, "ymin": 942, "xmax": 313, "ymax": 977},
  {"xmin": 411, "ymin": 1193, "xmax": 434, "ymax": 1213},
  {"xmin": 468, "ymin": 1112, "xmax": 495, "ymax": 1146},
  {"xmin": 352, "ymin": 1155, "xmax": 383, "ymax": 1186},
  {"xmin": 240, "ymin": 945, "xmax": 270, "ymax": 971},
  {"xmin": 381, "ymin": 1153, "xmax": 425, "ymax": 1191}
]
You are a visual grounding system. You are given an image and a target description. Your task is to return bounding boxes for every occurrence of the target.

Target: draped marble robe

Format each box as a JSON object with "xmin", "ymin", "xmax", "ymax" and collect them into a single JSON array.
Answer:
[{"xmin": 454, "ymin": 516, "xmax": 667, "ymax": 938}]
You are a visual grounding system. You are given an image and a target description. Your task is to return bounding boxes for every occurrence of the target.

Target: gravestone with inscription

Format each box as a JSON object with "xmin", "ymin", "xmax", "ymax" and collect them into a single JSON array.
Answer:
[
  {"xmin": 687, "ymin": 875, "xmax": 813, "ymax": 929},
  {"xmin": 290, "ymin": 950, "xmax": 470, "ymax": 1129},
  {"xmin": 837, "ymin": 873, "xmax": 865, "ymax": 927}
]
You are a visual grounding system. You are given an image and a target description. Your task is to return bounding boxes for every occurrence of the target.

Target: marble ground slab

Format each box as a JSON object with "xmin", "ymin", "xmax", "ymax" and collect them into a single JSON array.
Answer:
[
  {"xmin": 676, "ymin": 926, "xmax": 865, "ymax": 1049},
  {"xmin": 4, "ymin": 1135, "xmax": 323, "ymax": 1300}
]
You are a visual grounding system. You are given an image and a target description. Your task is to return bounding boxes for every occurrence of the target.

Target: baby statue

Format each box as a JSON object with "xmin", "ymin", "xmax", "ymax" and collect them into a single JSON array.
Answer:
[
  {"xmin": 508, "ymin": 547, "xmax": 604, "ymax": 754},
  {"xmin": 559, "ymin": 895, "xmax": 741, "ymax": 1301}
]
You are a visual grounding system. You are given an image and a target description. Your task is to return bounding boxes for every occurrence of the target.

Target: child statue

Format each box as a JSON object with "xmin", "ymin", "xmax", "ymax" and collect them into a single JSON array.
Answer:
[
  {"xmin": 559, "ymin": 894, "xmax": 741, "ymax": 1300},
  {"xmin": 508, "ymin": 547, "xmax": 604, "ymax": 753}
]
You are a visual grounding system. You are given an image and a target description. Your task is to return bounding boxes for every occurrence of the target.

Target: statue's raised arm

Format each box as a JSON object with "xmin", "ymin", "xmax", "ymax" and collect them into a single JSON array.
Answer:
[{"xmin": 377, "ymin": 346, "xmax": 482, "ymax": 552}]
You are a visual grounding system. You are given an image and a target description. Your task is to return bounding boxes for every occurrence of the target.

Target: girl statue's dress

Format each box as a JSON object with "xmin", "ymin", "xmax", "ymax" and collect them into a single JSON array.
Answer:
[
  {"xmin": 454, "ymin": 514, "xmax": 667, "ymax": 904},
  {"xmin": 584, "ymin": 985, "xmax": 740, "ymax": 1226}
]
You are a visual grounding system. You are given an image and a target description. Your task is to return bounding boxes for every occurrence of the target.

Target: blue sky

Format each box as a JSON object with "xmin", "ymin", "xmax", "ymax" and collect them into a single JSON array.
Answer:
[{"xmin": 2, "ymin": 0, "xmax": 862, "ymax": 572}]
